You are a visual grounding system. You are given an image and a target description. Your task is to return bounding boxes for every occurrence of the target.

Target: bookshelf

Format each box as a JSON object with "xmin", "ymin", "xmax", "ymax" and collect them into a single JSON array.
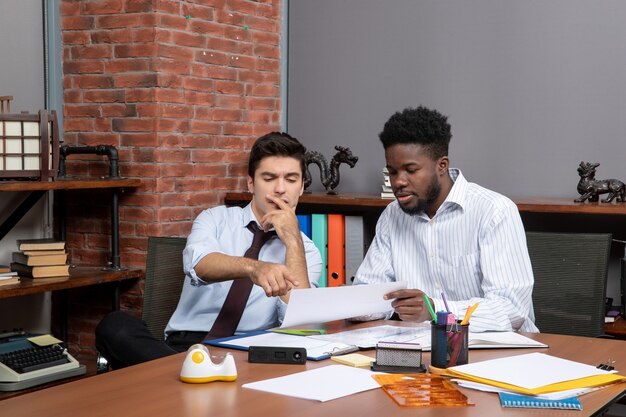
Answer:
[
  {"xmin": 225, "ymin": 192, "xmax": 626, "ymax": 216},
  {"xmin": 0, "ymin": 178, "xmax": 143, "ymax": 340},
  {"xmin": 225, "ymin": 192, "xmax": 626, "ymax": 337},
  {"xmin": 0, "ymin": 178, "xmax": 141, "ymax": 268}
]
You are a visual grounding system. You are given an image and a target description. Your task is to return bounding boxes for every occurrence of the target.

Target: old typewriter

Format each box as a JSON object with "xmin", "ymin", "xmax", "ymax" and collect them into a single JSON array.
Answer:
[{"xmin": 0, "ymin": 331, "xmax": 86, "ymax": 391}]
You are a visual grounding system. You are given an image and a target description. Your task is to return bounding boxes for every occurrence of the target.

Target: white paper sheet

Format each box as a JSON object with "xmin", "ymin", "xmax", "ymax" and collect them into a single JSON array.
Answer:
[
  {"xmin": 449, "ymin": 352, "xmax": 616, "ymax": 390},
  {"xmin": 242, "ymin": 365, "xmax": 381, "ymax": 402},
  {"xmin": 281, "ymin": 282, "xmax": 406, "ymax": 328}
]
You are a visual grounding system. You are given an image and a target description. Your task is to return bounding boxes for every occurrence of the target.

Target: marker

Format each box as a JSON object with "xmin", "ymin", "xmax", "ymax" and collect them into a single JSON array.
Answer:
[
  {"xmin": 461, "ymin": 303, "xmax": 479, "ymax": 325},
  {"xmin": 423, "ymin": 294, "xmax": 437, "ymax": 322},
  {"xmin": 436, "ymin": 311, "xmax": 449, "ymax": 326}
]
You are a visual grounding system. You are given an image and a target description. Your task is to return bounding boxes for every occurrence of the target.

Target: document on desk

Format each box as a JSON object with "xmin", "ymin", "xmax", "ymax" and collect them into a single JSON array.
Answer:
[
  {"xmin": 308, "ymin": 324, "xmax": 547, "ymax": 351},
  {"xmin": 206, "ymin": 331, "xmax": 354, "ymax": 360},
  {"xmin": 444, "ymin": 352, "xmax": 626, "ymax": 395},
  {"xmin": 281, "ymin": 282, "xmax": 406, "ymax": 328},
  {"xmin": 242, "ymin": 365, "xmax": 380, "ymax": 402}
]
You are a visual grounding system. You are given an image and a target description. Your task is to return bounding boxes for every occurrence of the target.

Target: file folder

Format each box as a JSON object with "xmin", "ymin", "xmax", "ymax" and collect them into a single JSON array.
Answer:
[
  {"xmin": 205, "ymin": 331, "xmax": 353, "ymax": 361},
  {"xmin": 311, "ymin": 214, "xmax": 328, "ymax": 287},
  {"xmin": 327, "ymin": 214, "xmax": 345, "ymax": 287},
  {"xmin": 344, "ymin": 215, "xmax": 364, "ymax": 285},
  {"xmin": 296, "ymin": 214, "xmax": 312, "ymax": 238}
]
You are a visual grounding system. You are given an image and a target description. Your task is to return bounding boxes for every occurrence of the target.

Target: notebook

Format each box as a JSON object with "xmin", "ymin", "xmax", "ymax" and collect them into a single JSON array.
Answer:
[{"xmin": 499, "ymin": 392, "xmax": 582, "ymax": 410}]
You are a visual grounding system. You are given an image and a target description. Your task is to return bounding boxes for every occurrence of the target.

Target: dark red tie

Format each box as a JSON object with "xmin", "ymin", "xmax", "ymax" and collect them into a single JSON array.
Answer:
[{"xmin": 205, "ymin": 222, "xmax": 276, "ymax": 339}]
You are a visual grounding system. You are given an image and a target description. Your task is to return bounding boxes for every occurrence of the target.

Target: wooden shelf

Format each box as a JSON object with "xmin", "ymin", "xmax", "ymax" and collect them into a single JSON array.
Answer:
[
  {"xmin": 225, "ymin": 192, "xmax": 626, "ymax": 215},
  {"xmin": 0, "ymin": 178, "xmax": 142, "ymax": 192},
  {"xmin": 225, "ymin": 191, "xmax": 393, "ymax": 208},
  {"xmin": 0, "ymin": 267, "xmax": 142, "ymax": 299},
  {"xmin": 514, "ymin": 197, "xmax": 626, "ymax": 216}
]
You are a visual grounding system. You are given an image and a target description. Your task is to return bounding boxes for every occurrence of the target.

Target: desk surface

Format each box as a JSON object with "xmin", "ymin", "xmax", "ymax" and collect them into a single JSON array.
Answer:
[{"xmin": 2, "ymin": 321, "xmax": 625, "ymax": 417}]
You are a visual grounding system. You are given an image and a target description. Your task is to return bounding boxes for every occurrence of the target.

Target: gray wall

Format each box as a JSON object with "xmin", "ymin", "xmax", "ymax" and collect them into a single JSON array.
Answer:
[
  {"xmin": 288, "ymin": 0, "xmax": 626, "ymax": 198},
  {"xmin": 0, "ymin": 0, "xmax": 51, "ymax": 333},
  {"xmin": 0, "ymin": 0, "xmax": 45, "ymax": 112}
]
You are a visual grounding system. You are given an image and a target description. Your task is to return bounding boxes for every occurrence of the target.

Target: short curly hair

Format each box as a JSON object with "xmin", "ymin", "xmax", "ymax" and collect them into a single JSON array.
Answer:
[{"xmin": 379, "ymin": 106, "xmax": 451, "ymax": 159}]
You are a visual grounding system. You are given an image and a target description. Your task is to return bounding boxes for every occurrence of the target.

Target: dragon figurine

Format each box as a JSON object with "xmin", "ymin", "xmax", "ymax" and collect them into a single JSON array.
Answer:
[
  {"xmin": 575, "ymin": 161, "xmax": 625, "ymax": 203},
  {"xmin": 304, "ymin": 146, "xmax": 359, "ymax": 194}
]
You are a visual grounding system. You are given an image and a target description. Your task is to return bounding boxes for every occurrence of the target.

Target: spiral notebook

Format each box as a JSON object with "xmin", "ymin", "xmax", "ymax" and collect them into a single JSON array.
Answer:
[{"xmin": 499, "ymin": 392, "xmax": 582, "ymax": 410}]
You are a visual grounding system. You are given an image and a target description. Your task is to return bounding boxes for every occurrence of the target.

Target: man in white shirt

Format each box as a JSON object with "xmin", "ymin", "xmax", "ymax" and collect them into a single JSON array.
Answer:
[
  {"xmin": 96, "ymin": 132, "xmax": 322, "ymax": 368},
  {"xmin": 354, "ymin": 106, "xmax": 538, "ymax": 332}
]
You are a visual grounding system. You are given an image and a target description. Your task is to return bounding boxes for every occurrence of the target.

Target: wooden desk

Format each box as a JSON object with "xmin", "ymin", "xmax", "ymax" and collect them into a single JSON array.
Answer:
[{"xmin": 2, "ymin": 321, "xmax": 626, "ymax": 416}]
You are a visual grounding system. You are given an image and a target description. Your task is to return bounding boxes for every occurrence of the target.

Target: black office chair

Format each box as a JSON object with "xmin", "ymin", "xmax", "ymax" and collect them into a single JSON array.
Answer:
[
  {"xmin": 526, "ymin": 231, "xmax": 611, "ymax": 337},
  {"xmin": 142, "ymin": 236, "xmax": 187, "ymax": 339}
]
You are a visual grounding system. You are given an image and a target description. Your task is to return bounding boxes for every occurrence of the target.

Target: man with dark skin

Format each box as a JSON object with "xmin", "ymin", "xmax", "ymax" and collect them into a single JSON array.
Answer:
[{"xmin": 354, "ymin": 106, "xmax": 537, "ymax": 332}]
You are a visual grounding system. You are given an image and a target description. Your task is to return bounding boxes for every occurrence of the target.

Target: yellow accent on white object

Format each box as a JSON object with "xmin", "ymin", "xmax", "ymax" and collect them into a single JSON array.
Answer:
[{"xmin": 179, "ymin": 344, "xmax": 237, "ymax": 383}]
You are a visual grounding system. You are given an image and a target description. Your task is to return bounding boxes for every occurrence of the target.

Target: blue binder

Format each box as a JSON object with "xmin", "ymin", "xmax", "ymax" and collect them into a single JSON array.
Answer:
[{"xmin": 296, "ymin": 214, "xmax": 312, "ymax": 238}]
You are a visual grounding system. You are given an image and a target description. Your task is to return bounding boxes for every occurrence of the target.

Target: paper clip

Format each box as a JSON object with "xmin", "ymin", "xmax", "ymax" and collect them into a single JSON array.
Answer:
[
  {"xmin": 597, "ymin": 359, "xmax": 615, "ymax": 371},
  {"xmin": 326, "ymin": 345, "xmax": 359, "ymax": 357}
]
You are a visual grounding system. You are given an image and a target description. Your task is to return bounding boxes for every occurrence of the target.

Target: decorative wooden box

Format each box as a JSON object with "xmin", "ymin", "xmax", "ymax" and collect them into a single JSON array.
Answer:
[{"xmin": 0, "ymin": 110, "xmax": 60, "ymax": 181}]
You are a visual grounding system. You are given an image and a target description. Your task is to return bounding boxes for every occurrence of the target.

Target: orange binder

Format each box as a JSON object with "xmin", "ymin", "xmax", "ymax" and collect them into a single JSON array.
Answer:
[{"xmin": 327, "ymin": 214, "xmax": 345, "ymax": 287}]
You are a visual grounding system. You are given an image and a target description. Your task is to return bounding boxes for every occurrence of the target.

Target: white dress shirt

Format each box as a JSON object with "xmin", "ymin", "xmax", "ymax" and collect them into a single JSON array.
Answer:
[
  {"xmin": 354, "ymin": 169, "xmax": 538, "ymax": 332},
  {"xmin": 165, "ymin": 203, "xmax": 322, "ymax": 338}
]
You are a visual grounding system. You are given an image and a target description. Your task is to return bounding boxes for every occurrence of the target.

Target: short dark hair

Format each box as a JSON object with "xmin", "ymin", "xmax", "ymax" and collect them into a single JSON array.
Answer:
[
  {"xmin": 379, "ymin": 106, "xmax": 451, "ymax": 159},
  {"xmin": 248, "ymin": 132, "xmax": 307, "ymax": 178}
]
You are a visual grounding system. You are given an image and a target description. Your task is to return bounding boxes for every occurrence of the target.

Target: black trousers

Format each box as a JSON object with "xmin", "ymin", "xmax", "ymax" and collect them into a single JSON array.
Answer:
[{"xmin": 95, "ymin": 311, "xmax": 207, "ymax": 370}]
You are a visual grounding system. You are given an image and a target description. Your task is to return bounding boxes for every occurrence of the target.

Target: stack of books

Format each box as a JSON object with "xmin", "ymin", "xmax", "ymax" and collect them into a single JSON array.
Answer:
[
  {"xmin": 381, "ymin": 168, "xmax": 394, "ymax": 199},
  {"xmin": 0, "ymin": 264, "xmax": 19, "ymax": 286},
  {"xmin": 10, "ymin": 239, "xmax": 70, "ymax": 282}
]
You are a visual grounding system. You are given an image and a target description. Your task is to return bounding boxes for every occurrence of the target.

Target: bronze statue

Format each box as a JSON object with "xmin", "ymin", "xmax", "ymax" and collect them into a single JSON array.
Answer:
[
  {"xmin": 304, "ymin": 146, "xmax": 358, "ymax": 194},
  {"xmin": 575, "ymin": 161, "xmax": 626, "ymax": 203}
]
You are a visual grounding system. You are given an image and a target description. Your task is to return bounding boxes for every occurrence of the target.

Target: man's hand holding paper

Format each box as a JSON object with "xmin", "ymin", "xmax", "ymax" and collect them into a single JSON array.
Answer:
[{"xmin": 281, "ymin": 282, "xmax": 406, "ymax": 328}]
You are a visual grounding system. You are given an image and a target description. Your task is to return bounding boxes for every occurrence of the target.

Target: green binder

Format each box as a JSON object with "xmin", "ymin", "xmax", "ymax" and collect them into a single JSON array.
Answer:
[{"xmin": 311, "ymin": 214, "xmax": 328, "ymax": 287}]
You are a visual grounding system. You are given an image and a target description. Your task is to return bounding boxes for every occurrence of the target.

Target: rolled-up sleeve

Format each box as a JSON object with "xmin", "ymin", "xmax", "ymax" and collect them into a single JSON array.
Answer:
[{"xmin": 183, "ymin": 209, "xmax": 227, "ymax": 284}]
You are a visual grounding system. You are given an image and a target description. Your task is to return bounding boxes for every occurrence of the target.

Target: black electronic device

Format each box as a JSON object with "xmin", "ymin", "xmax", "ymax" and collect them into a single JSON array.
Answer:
[{"xmin": 248, "ymin": 346, "xmax": 307, "ymax": 365}]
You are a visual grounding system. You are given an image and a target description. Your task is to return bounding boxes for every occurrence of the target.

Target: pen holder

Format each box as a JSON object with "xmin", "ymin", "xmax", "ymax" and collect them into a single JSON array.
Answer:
[{"xmin": 430, "ymin": 321, "xmax": 469, "ymax": 368}]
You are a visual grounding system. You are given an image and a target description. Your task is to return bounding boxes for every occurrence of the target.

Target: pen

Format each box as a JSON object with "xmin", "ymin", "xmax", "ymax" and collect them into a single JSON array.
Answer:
[
  {"xmin": 271, "ymin": 329, "xmax": 327, "ymax": 336},
  {"xmin": 461, "ymin": 303, "xmax": 479, "ymax": 325},
  {"xmin": 441, "ymin": 291, "xmax": 451, "ymax": 313},
  {"xmin": 423, "ymin": 294, "xmax": 437, "ymax": 322}
]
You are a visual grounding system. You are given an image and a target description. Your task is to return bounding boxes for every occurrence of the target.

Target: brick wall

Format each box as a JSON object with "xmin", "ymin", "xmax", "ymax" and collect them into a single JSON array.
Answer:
[{"xmin": 58, "ymin": 0, "xmax": 282, "ymax": 355}]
